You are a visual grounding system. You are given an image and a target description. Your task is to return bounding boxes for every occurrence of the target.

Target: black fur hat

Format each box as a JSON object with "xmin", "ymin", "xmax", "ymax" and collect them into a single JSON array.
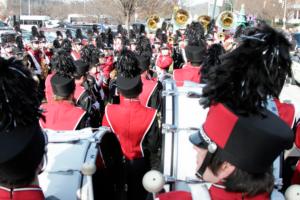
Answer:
[
  {"xmin": 185, "ymin": 21, "xmax": 205, "ymax": 46},
  {"xmin": 201, "ymin": 22, "xmax": 292, "ymax": 114},
  {"xmin": 201, "ymin": 43, "xmax": 225, "ymax": 83},
  {"xmin": 76, "ymin": 28, "xmax": 84, "ymax": 40},
  {"xmin": 117, "ymin": 48, "xmax": 141, "ymax": 78},
  {"xmin": 51, "ymin": 49, "xmax": 76, "ymax": 76},
  {"xmin": 65, "ymin": 29, "xmax": 73, "ymax": 39}
]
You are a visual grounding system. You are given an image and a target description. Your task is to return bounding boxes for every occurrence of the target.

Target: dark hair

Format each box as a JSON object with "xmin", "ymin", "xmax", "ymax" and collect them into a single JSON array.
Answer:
[
  {"xmin": 201, "ymin": 22, "xmax": 291, "ymax": 115},
  {"xmin": 117, "ymin": 48, "xmax": 141, "ymax": 78},
  {"xmin": 208, "ymin": 150, "xmax": 274, "ymax": 196}
]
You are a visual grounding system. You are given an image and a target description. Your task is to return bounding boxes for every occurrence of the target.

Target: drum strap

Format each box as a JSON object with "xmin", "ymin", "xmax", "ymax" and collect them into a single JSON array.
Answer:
[{"xmin": 196, "ymin": 151, "xmax": 214, "ymax": 178}]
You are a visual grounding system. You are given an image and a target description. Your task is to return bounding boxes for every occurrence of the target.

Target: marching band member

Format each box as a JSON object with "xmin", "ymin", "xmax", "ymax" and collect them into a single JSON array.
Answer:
[
  {"xmin": 44, "ymin": 49, "xmax": 76, "ymax": 103},
  {"xmin": 201, "ymin": 22, "xmax": 297, "ymax": 198},
  {"xmin": 73, "ymin": 59, "xmax": 102, "ymax": 127},
  {"xmin": 0, "ymin": 57, "xmax": 46, "ymax": 200},
  {"xmin": 135, "ymin": 35, "xmax": 163, "ymax": 109},
  {"xmin": 71, "ymin": 38, "xmax": 82, "ymax": 61},
  {"xmin": 173, "ymin": 22, "xmax": 207, "ymax": 86},
  {"xmin": 102, "ymin": 49, "xmax": 161, "ymax": 200},
  {"xmin": 155, "ymin": 44, "xmax": 173, "ymax": 80},
  {"xmin": 156, "ymin": 22, "xmax": 295, "ymax": 200},
  {"xmin": 40, "ymin": 73, "xmax": 90, "ymax": 130}
]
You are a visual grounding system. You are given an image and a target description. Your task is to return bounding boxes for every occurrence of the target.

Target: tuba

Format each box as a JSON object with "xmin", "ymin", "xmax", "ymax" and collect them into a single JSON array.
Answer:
[
  {"xmin": 147, "ymin": 15, "xmax": 160, "ymax": 32},
  {"xmin": 198, "ymin": 15, "xmax": 211, "ymax": 33},
  {"xmin": 174, "ymin": 8, "xmax": 189, "ymax": 28},
  {"xmin": 216, "ymin": 11, "xmax": 236, "ymax": 30}
]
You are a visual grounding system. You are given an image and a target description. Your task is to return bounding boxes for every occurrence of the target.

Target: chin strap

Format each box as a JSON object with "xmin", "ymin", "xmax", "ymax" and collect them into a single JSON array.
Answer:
[
  {"xmin": 196, "ymin": 151, "xmax": 214, "ymax": 178},
  {"xmin": 196, "ymin": 142, "xmax": 218, "ymax": 178}
]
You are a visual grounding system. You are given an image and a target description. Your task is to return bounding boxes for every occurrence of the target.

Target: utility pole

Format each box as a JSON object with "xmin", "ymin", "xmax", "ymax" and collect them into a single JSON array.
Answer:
[
  {"xmin": 84, "ymin": 0, "xmax": 86, "ymax": 15},
  {"xmin": 28, "ymin": 0, "xmax": 31, "ymax": 15},
  {"xmin": 283, "ymin": 0, "xmax": 287, "ymax": 29},
  {"xmin": 19, "ymin": 0, "xmax": 22, "ymax": 15},
  {"xmin": 212, "ymin": 0, "xmax": 217, "ymax": 18}
]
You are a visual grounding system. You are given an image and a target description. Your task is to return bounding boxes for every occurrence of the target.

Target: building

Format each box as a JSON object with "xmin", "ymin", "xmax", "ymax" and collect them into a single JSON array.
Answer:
[
  {"xmin": 0, "ymin": 0, "xmax": 7, "ymax": 11},
  {"xmin": 287, "ymin": 0, "xmax": 300, "ymax": 24}
]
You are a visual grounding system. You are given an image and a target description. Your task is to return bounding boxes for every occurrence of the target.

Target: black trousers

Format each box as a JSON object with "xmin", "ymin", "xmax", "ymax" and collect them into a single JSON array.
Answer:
[{"xmin": 125, "ymin": 158, "xmax": 150, "ymax": 200}]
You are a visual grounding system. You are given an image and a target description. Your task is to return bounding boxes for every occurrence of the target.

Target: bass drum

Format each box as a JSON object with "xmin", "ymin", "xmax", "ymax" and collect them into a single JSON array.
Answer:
[
  {"xmin": 39, "ymin": 127, "xmax": 123, "ymax": 200},
  {"xmin": 161, "ymin": 79, "xmax": 209, "ymax": 192}
]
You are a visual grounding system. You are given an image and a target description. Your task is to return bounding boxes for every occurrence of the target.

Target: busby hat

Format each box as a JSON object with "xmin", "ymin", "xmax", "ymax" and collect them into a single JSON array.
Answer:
[
  {"xmin": 189, "ymin": 103, "xmax": 293, "ymax": 174},
  {"xmin": 74, "ymin": 59, "xmax": 89, "ymax": 77},
  {"xmin": 51, "ymin": 74, "xmax": 75, "ymax": 98},
  {"xmin": 137, "ymin": 55, "xmax": 151, "ymax": 73},
  {"xmin": 116, "ymin": 74, "xmax": 143, "ymax": 98}
]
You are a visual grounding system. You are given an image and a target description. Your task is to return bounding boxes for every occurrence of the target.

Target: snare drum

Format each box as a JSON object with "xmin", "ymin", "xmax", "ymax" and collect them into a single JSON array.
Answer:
[
  {"xmin": 161, "ymin": 79, "xmax": 209, "ymax": 192},
  {"xmin": 39, "ymin": 127, "xmax": 123, "ymax": 200}
]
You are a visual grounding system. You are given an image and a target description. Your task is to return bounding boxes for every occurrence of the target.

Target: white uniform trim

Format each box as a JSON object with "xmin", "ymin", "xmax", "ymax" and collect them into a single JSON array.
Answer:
[
  {"xmin": 0, "ymin": 186, "xmax": 42, "ymax": 192},
  {"xmin": 75, "ymin": 86, "xmax": 86, "ymax": 104},
  {"xmin": 27, "ymin": 50, "xmax": 42, "ymax": 75},
  {"xmin": 104, "ymin": 105, "xmax": 117, "ymax": 134},
  {"xmin": 73, "ymin": 110, "xmax": 87, "ymax": 131},
  {"xmin": 145, "ymin": 82, "xmax": 158, "ymax": 108}
]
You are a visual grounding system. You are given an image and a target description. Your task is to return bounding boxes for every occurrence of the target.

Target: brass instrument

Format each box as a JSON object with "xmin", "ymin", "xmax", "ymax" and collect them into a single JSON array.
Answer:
[
  {"xmin": 216, "ymin": 11, "xmax": 236, "ymax": 30},
  {"xmin": 174, "ymin": 8, "xmax": 189, "ymax": 27},
  {"xmin": 168, "ymin": 36, "xmax": 174, "ymax": 44},
  {"xmin": 217, "ymin": 32, "xmax": 226, "ymax": 42},
  {"xmin": 198, "ymin": 15, "xmax": 211, "ymax": 33},
  {"xmin": 147, "ymin": 15, "xmax": 160, "ymax": 32}
]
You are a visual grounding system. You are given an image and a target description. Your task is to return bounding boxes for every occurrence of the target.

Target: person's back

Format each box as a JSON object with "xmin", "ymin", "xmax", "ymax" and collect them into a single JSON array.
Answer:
[
  {"xmin": 104, "ymin": 99, "xmax": 156, "ymax": 160},
  {"xmin": 0, "ymin": 57, "xmax": 46, "ymax": 200},
  {"xmin": 40, "ymin": 73, "xmax": 88, "ymax": 130},
  {"xmin": 173, "ymin": 63, "xmax": 201, "ymax": 86}
]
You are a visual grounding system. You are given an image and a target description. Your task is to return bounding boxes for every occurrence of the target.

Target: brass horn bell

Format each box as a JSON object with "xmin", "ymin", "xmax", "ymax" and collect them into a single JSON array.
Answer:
[
  {"xmin": 198, "ymin": 15, "xmax": 211, "ymax": 32},
  {"xmin": 217, "ymin": 11, "xmax": 236, "ymax": 30},
  {"xmin": 174, "ymin": 9, "xmax": 189, "ymax": 27},
  {"xmin": 147, "ymin": 15, "xmax": 160, "ymax": 32}
]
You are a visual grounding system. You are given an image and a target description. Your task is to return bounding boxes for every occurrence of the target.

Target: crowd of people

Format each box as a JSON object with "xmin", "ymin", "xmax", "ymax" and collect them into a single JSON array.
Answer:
[{"xmin": 0, "ymin": 14, "xmax": 300, "ymax": 200}]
